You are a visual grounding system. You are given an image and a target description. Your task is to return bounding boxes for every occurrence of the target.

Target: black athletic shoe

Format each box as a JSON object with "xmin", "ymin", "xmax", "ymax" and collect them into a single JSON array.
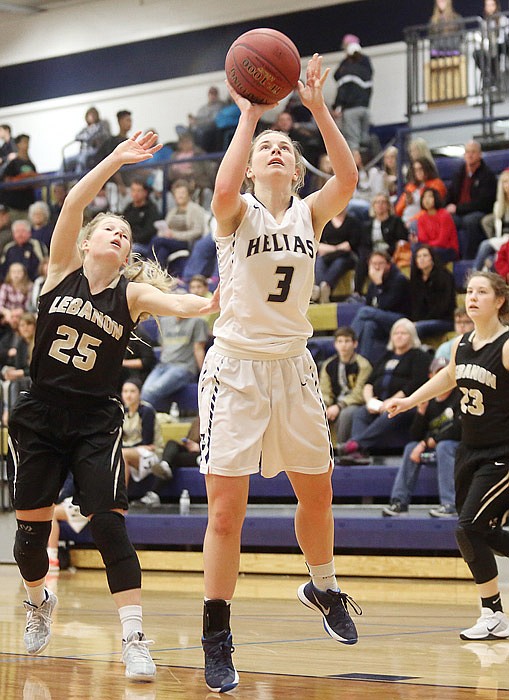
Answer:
[
  {"xmin": 202, "ymin": 630, "xmax": 239, "ymax": 693},
  {"xmin": 297, "ymin": 581, "xmax": 361, "ymax": 644}
]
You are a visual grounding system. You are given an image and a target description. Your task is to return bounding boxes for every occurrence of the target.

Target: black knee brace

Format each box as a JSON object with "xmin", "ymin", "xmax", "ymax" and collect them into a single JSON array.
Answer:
[
  {"xmin": 14, "ymin": 520, "xmax": 52, "ymax": 582},
  {"xmin": 89, "ymin": 512, "xmax": 141, "ymax": 594},
  {"xmin": 456, "ymin": 523, "xmax": 498, "ymax": 584}
]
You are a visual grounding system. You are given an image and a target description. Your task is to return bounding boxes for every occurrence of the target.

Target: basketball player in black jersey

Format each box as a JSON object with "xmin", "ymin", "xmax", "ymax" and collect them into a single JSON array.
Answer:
[
  {"xmin": 7, "ymin": 131, "xmax": 218, "ymax": 679},
  {"xmin": 387, "ymin": 271, "xmax": 509, "ymax": 641}
]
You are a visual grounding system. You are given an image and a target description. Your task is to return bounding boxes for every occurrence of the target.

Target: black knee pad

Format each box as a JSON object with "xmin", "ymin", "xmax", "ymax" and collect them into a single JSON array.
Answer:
[
  {"xmin": 89, "ymin": 511, "xmax": 141, "ymax": 594},
  {"xmin": 455, "ymin": 525, "xmax": 476, "ymax": 563},
  {"xmin": 14, "ymin": 520, "xmax": 52, "ymax": 582}
]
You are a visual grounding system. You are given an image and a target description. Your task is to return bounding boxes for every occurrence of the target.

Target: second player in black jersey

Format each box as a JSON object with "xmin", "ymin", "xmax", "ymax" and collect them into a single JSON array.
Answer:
[
  {"xmin": 387, "ymin": 271, "xmax": 509, "ymax": 643},
  {"xmin": 7, "ymin": 131, "xmax": 218, "ymax": 679}
]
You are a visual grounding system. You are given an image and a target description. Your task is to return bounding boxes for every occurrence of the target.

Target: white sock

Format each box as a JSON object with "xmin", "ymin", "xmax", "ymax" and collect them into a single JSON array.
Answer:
[
  {"xmin": 47, "ymin": 547, "xmax": 58, "ymax": 561},
  {"xmin": 119, "ymin": 604, "xmax": 143, "ymax": 640},
  {"xmin": 307, "ymin": 560, "xmax": 339, "ymax": 592},
  {"xmin": 24, "ymin": 581, "xmax": 47, "ymax": 607}
]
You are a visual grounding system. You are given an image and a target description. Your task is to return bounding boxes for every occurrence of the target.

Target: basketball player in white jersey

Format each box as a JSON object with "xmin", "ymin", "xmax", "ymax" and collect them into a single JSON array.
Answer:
[
  {"xmin": 387, "ymin": 272, "xmax": 509, "ymax": 643},
  {"xmin": 199, "ymin": 54, "xmax": 361, "ymax": 693}
]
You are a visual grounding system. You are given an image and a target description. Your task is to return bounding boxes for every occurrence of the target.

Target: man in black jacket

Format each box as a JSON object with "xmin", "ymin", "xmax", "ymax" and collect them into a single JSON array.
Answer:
[
  {"xmin": 332, "ymin": 35, "xmax": 373, "ymax": 159},
  {"xmin": 445, "ymin": 141, "xmax": 497, "ymax": 259}
]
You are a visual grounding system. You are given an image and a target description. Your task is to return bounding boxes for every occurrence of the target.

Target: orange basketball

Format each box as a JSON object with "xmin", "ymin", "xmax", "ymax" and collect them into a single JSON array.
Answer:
[{"xmin": 225, "ymin": 28, "xmax": 301, "ymax": 105}]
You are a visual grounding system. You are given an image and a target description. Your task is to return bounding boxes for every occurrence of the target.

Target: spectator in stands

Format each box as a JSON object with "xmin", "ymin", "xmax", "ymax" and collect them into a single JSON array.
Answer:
[
  {"xmin": 121, "ymin": 179, "xmax": 160, "ymax": 257},
  {"xmin": 493, "ymin": 237, "xmax": 509, "ymax": 281},
  {"xmin": 312, "ymin": 209, "xmax": 362, "ymax": 303},
  {"xmin": 140, "ymin": 312, "xmax": 208, "ymax": 411},
  {"xmin": 474, "ymin": 168, "xmax": 509, "ymax": 271},
  {"xmin": 473, "ymin": 0, "xmax": 509, "ymax": 90},
  {"xmin": 271, "ymin": 110, "xmax": 322, "ymax": 167},
  {"xmin": 308, "ymin": 151, "xmax": 333, "ymax": 194},
  {"xmin": 122, "ymin": 379, "xmax": 164, "ymax": 487},
  {"xmin": 428, "ymin": 0, "xmax": 463, "ymax": 57},
  {"xmin": 320, "ymin": 326, "xmax": 372, "ymax": 446},
  {"xmin": 27, "ymin": 256, "xmax": 48, "ymax": 314},
  {"xmin": 382, "ymin": 356, "xmax": 460, "ymax": 517},
  {"xmin": 0, "ymin": 124, "xmax": 16, "ymax": 177},
  {"xmin": 168, "ymin": 131, "xmax": 215, "ymax": 209},
  {"xmin": 407, "ymin": 137, "xmax": 437, "ymax": 170},
  {"xmin": 131, "ymin": 415, "xmax": 202, "ymax": 508},
  {"xmin": 0, "ymin": 305, "xmax": 23, "ymax": 358},
  {"xmin": 0, "ymin": 219, "xmax": 47, "ymax": 282},
  {"xmin": 0, "ymin": 262, "xmax": 32, "ymax": 318},
  {"xmin": 0, "ymin": 134, "xmax": 37, "ymax": 220},
  {"xmin": 1, "ymin": 311, "xmax": 36, "ymax": 420},
  {"xmin": 47, "ymin": 475, "xmax": 89, "ymax": 572},
  {"xmin": 119, "ymin": 327, "xmax": 157, "ymax": 389},
  {"xmin": 379, "ymin": 145, "xmax": 399, "ymax": 201},
  {"xmin": 410, "ymin": 244, "xmax": 456, "ymax": 340},
  {"xmin": 338, "ymin": 317, "xmax": 431, "ymax": 465},
  {"xmin": 0, "ymin": 204, "xmax": 12, "ymax": 254},
  {"xmin": 355, "ymin": 193, "xmax": 408, "ymax": 294},
  {"xmin": 351, "ymin": 250, "xmax": 411, "ymax": 364},
  {"xmin": 214, "ymin": 98, "xmax": 241, "ymax": 153},
  {"xmin": 445, "ymin": 140, "xmax": 497, "ymax": 259},
  {"xmin": 181, "ymin": 215, "xmax": 219, "ymax": 287},
  {"xmin": 186, "ymin": 86, "xmax": 225, "ymax": 153},
  {"xmin": 434, "ymin": 306, "xmax": 474, "ymax": 360},
  {"xmin": 346, "ymin": 149, "xmax": 386, "ymax": 222},
  {"xmin": 187, "ymin": 274, "xmax": 215, "ymax": 332},
  {"xmin": 416, "ymin": 187, "xmax": 459, "ymax": 262},
  {"xmin": 95, "ymin": 109, "xmax": 132, "ymax": 162},
  {"xmin": 152, "ymin": 179, "xmax": 208, "ymax": 277},
  {"xmin": 332, "ymin": 34, "xmax": 373, "ymax": 159},
  {"xmin": 48, "ymin": 182, "xmax": 68, "ymax": 230},
  {"xmin": 395, "ymin": 157, "xmax": 447, "ymax": 231},
  {"xmin": 73, "ymin": 106, "xmax": 110, "ymax": 172},
  {"xmin": 94, "ymin": 109, "xmax": 133, "ymax": 203},
  {"xmin": 28, "ymin": 201, "xmax": 53, "ymax": 250}
]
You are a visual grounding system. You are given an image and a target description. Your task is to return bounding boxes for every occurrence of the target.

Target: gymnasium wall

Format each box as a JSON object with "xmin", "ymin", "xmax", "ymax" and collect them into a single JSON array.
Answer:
[{"xmin": 0, "ymin": 0, "xmax": 483, "ymax": 171}]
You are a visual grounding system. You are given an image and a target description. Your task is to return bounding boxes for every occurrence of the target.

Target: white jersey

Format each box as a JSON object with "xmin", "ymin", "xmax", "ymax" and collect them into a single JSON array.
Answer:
[{"xmin": 213, "ymin": 193, "xmax": 316, "ymax": 359}]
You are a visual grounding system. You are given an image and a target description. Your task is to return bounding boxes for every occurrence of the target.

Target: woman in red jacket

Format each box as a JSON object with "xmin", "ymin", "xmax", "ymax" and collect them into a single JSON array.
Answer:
[
  {"xmin": 417, "ymin": 187, "xmax": 459, "ymax": 263},
  {"xmin": 494, "ymin": 239, "xmax": 509, "ymax": 281}
]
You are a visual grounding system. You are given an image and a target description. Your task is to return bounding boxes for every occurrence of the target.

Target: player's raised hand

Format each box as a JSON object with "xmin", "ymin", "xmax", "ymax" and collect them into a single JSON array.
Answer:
[
  {"xmin": 225, "ymin": 80, "xmax": 278, "ymax": 117},
  {"xmin": 114, "ymin": 131, "xmax": 162, "ymax": 164},
  {"xmin": 298, "ymin": 53, "xmax": 329, "ymax": 109}
]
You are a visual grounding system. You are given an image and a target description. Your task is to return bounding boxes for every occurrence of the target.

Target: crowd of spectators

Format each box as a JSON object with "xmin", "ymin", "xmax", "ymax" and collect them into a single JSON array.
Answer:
[{"xmin": 0, "ymin": 10, "xmax": 508, "ymax": 514}]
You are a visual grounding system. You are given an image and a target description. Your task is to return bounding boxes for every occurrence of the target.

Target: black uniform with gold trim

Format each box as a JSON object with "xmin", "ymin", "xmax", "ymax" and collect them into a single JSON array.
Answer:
[
  {"xmin": 454, "ymin": 329, "xmax": 509, "ymax": 585},
  {"xmin": 8, "ymin": 268, "xmax": 135, "ymax": 516}
]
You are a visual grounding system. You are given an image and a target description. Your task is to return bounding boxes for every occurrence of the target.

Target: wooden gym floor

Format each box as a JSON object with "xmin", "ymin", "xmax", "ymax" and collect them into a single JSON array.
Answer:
[{"xmin": 1, "ymin": 564, "xmax": 509, "ymax": 699}]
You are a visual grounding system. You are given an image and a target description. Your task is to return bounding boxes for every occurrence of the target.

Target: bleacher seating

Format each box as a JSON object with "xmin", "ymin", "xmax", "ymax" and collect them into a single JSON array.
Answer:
[{"xmin": 60, "ymin": 460, "xmax": 458, "ymax": 554}]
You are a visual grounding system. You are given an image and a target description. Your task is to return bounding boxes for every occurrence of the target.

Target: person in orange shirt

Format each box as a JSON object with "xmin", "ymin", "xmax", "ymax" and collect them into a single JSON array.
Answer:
[{"xmin": 395, "ymin": 157, "xmax": 447, "ymax": 232}]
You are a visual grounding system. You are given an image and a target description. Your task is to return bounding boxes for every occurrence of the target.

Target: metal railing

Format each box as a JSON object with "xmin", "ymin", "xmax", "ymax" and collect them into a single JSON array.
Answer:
[
  {"xmin": 405, "ymin": 12, "xmax": 509, "ymax": 127},
  {"xmin": 0, "ymin": 151, "xmax": 224, "ymax": 218}
]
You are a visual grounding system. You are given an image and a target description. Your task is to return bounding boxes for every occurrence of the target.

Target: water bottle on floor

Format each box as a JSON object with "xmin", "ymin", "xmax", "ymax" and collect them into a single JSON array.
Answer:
[
  {"xmin": 170, "ymin": 402, "xmax": 180, "ymax": 421},
  {"xmin": 179, "ymin": 489, "xmax": 190, "ymax": 515}
]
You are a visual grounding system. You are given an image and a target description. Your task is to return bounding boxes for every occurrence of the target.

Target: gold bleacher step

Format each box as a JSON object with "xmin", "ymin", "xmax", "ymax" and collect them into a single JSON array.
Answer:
[{"xmin": 71, "ymin": 549, "xmax": 471, "ymax": 580}]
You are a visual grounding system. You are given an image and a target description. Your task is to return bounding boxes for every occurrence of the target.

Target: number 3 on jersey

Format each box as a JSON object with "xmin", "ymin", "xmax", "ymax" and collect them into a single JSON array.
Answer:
[
  {"xmin": 49, "ymin": 324, "xmax": 102, "ymax": 371},
  {"xmin": 459, "ymin": 386, "xmax": 485, "ymax": 416},
  {"xmin": 268, "ymin": 266, "xmax": 294, "ymax": 303}
]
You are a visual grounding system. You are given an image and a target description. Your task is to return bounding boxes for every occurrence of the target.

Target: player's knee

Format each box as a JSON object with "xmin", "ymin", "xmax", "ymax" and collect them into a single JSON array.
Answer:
[
  {"xmin": 208, "ymin": 507, "xmax": 243, "ymax": 539},
  {"xmin": 89, "ymin": 511, "xmax": 141, "ymax": 594},
  {"xmin": 455, "ymin": 520, "xmax": 490, "ymax": 563},
  {"xmin": 13, "ymin": 520, "xmax": 52, "ymax": 582}
]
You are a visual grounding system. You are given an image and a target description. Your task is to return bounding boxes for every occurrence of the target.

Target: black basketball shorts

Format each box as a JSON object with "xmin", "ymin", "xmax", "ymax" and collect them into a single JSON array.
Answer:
[{"xmin": 7, "ymin": 391, "xmax": 128, "ymax": 516}]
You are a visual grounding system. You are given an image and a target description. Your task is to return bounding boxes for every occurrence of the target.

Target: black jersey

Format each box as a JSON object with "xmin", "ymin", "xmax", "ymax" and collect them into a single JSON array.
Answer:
[
  {"xmin": 30, "ymin": 267, "xmax": 135, "ymax": 406},
  {"xmin": 455, "ymin": 329, "xmax": 509, "ymax": 448}
]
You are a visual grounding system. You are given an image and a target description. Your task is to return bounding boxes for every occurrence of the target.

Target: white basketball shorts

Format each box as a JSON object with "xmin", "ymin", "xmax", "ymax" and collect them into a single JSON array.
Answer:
[{"xmin": 198, "ymin": 348, "xmax": 333, "ymax": 477}]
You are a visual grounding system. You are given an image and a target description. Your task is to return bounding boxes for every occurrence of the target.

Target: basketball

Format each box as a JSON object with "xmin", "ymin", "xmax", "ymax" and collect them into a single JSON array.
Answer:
[{"xmin": 225, "ymin": 28, "xmax": 301, "ymax": 105}]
